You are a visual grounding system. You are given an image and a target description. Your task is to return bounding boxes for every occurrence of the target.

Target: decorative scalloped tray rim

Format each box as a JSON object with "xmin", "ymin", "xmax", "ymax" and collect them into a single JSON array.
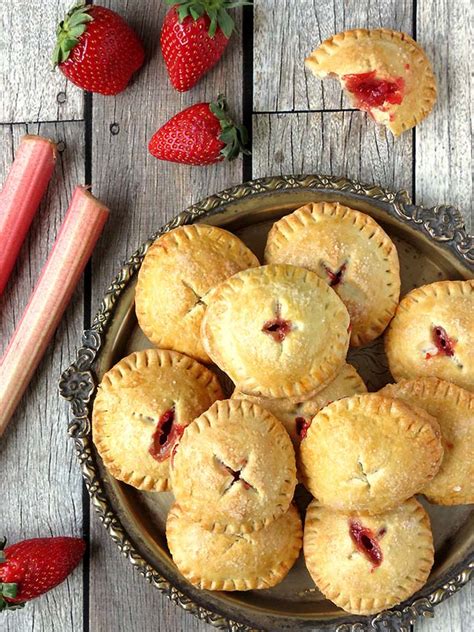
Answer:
[{"xmin": 59, "ymin": 174, "xmax": 473, "ymax": 632}]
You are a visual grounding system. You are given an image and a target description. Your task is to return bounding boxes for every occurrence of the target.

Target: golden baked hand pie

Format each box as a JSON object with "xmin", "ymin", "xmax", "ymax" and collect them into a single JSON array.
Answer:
[
  {"xmin": 304, "ymin": 498, "xmax": 434, "ymax": 615},
  {"xmin": 135, "ymin": 224, "xmax": 259, "ymax": 363},
  {"xmin": 299, "ymin": 393, "xmax": 443, "ymax": 513},
  {"xmin": 385, "ymin": 280, "xmax": 474, "ymax": 392},
  {"xmin": 380, "ymin": 378, "xmax": 474, "ymax": 505},
  {"xmin": 305, "ymin": 28, "xmax": 437, "ymax": 135},
  {"xmin": 202, "ymin": 264, "xmax": 351, "ymax": 399},
  {"xmin": 167, "ymin": 503, "xmax": 302, "ymax": 590},
  {"xmin": 170, "ymin": 399, "xmax": 297, "ymax": 533},
  {"xmin": 265, "ymin": 203, "xmax": 400, "ymax": 347},
  {"xmin": 92, "ymin": 349, "xmax": 223, "ymax": 491},
  {"xmin": 232, "ymin": 363, "xmax": 367, "ymax": 448}
]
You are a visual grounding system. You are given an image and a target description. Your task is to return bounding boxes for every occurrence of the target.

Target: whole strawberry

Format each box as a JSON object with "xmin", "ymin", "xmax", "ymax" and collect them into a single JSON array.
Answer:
[
  {"xmin": 52, "ymin": 3, "xmax": 145, "ymax": 95},
  {"xmin": 161, "ymin": 0, "xmax": 251, "ymax": 92},
  {"xmin": 0, "ymin": 536, "xmax": 85, "ymax": 610},
  {"xmin": 148, "ymin": 95, "xmax": 250, "ymax": 166}
]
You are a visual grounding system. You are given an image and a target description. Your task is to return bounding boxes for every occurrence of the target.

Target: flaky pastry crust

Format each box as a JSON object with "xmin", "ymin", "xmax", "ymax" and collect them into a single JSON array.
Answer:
[
  {"xmin": 92, "ymin": 349, "xmax": 223, "ymax": 491},
  {"xmin": 305, "ymin": 28, "xmax": 437, "ymax": 135},
  {"xmin": 304, "ymin": 498, "xmax": 434, "ymax": 614},
  {"xmin": 299, "ymin": 393, "xmax": 443, "ymax": 513},
  {"xmin": 265, "ymin": 202, "xmax": 400, "ymax": 346},
  {"xmin": 380, "ymin": 378, "xmax": 474, "ymax": 505},
  {"xmin": 167, "ymin": 503, "xmax": 302, "ymax": 590},
  {"xmin": 202, "ymin": 264, "xmax": 350, "ymax": 399},
  {"xmin": 135, "ymin": 224, "xmax": 259, "ymax": 363},
  {"xmin": 170, "ymin": 399, "xmax": 297, "ymax": 533},
  {"xmin": 385, "ymin": 280, "xmax": 474, "ymax": 392},
  {"xmin": 232, "ymin": 363, "xmax": 367, "ymax": 447}
]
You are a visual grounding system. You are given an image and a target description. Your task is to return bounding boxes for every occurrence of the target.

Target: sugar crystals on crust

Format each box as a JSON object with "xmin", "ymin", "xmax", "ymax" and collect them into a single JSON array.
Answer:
[{"xmin": 304, "ymin": 498, "xmax": 434, "ymax": 614}]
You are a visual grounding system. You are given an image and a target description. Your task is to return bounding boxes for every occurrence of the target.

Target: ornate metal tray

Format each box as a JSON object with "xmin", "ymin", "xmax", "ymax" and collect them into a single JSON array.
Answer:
[{"xmin": 60, "ymin": 175, "xmax": 473, "ymax": 632}]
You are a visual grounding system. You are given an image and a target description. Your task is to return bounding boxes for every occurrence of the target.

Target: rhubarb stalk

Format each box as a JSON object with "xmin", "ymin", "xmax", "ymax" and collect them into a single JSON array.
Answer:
[
  {"xmin": 0, "ymin": 187, "xmax": 109, "ymax": 437},
  {"xmin": 0, "ymin": 135, "xmax": 57, "ymax": 295}
]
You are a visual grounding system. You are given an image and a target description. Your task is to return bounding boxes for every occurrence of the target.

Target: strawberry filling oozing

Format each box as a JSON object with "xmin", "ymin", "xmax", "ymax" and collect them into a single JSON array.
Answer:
[
  {"xmin": 432, "ymin": 325, "xmax": 455, "ymax": 357},
  {"xmin": 343, "ymin": 71, "xmax": 405, "ymax": 110},
  {"xmin": 149, "ymin": 409, "xmax": 184, "ymax": 462},
  {"xmin": 324, "ymin": 262, "xmax": 347, "ymax": 287},
  {"xmin": 221, "ymin": 461, "xmax": 251, "ymax": 490},
  {"xmin": 262, "ymin": 317, "xmax": 292, "ymax": 342},
  {"xmin": 295, "ymin": 416, "xmax": 311, "ymax": 439},
  {"xmin": 349, "ymin": 519, "xmax": 383, "ymax": 569}
]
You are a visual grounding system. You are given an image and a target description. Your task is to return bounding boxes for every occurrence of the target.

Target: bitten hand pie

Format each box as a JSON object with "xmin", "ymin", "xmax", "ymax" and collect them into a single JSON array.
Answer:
[{"xmin": 305, "ymin": 28, "xmax": 437, "ymax": 135}]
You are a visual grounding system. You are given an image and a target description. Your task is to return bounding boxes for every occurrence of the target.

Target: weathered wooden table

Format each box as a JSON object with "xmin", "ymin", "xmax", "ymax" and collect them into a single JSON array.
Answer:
[{"xmin": 1, "ymin": 1, "xmax": 472, "ymax": 630}]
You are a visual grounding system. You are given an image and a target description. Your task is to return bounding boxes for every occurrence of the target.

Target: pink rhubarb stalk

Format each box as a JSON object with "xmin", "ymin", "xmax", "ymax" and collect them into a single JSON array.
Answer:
[
  {"xmin": 0, "ymin": 187, "xmax": 109, "ymax": 437},
  {"xmin": 0, "ymin": 135, "xmax": 57, "ymax": 295}
]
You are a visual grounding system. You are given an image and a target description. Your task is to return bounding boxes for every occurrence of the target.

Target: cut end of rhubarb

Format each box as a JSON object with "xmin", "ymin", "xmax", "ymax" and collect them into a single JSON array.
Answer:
[
  {"xmin": 74, "ymin": 186, "xmax": 110, "ymax": 213},
  {"xmin": 21, "ymin": 135, "xmax": 58, "ymax": 160}
]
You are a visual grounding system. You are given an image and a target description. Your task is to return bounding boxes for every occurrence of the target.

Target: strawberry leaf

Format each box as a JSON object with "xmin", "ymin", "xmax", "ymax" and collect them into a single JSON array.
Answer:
[
  {"xmin": 209, "ymin": 95, "xmax": 250, "ymax": 161},
  {"xmin": 166, "ymin": 0, "xmax": 252, "ymax": 38},
  {"xmin": 1, "ymin": 584, "xmax": 17, "ymax": 599},
  {"xmin": 52, "ymin": 2, "xmax": 94, "ymax": 67},
  {"xmin": 216, "ymin": 8, "xmax": 234, "ymax": 38}
]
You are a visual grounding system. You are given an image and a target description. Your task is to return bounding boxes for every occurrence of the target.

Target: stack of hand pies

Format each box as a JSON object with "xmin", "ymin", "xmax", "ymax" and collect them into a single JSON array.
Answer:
[{"xmin": 92, "ymin": 204, "xmax": 474, "ymax": 615}]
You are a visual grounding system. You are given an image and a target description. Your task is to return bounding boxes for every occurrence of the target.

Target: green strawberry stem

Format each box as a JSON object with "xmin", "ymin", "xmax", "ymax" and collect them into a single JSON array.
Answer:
[
  {"xmin": 0, "ymin": 539, "xmax": 24, "ymax": 612},
  {"xmin": 210, "ymin": 95, "xmax": 251, "ymax": 161},
  {"xmin": 166, "ymin": 0, "xmax": 252, "ymax": 38},
  {"xmin": 52, "ymin": 2, "xmax": 94, "ymax": 66}
]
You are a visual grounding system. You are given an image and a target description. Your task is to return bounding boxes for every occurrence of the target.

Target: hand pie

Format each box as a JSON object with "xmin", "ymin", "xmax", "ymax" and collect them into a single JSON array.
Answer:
[
  {"xmin": 304, "ymin": 498, "xmax": 434, "ymax": 614},
  {"xmin": 135, "ymin": 224, "xmax": 259, "ymax": 363},
  {"xmin": 299, "ymin": 393, "xmax": 443, "ymax": 513},
  {"xmin": 305, "ymin": 28, "xmax": 437, "ymax": 135},
  {"xmin": 170, "ymin": 399, "xmax": 297, "ymax": 533},
  {"xmin": 265, "ymin": 202, "xmax": 400, "ymax": 346},
  {"xmin": 167, "ymin": 503, "xmax": 302, "ymax": 590},
  {"xmin": 202, "ymin": 264, "xmax": 350, "ymax": 400},
  {"xmin": 92, "ymin": 349, "xmax": 223, "ymax": 491},
  {"xmin": 232, "ymin": 363, "xmax": 367, "ymax": 448},
  {"xmin": 380, "ymin": 378, "xmax": 474, "ymax": 505},
  {"xmin": 385, "ymin": 280, "xmax": 474, "ymax": 392}
]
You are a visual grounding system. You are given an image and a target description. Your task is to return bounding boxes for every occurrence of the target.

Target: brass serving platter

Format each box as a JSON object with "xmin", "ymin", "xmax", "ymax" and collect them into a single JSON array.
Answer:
[{"xmin": 60, "ymin": 175, "xmax": 474, "ymax": 632}]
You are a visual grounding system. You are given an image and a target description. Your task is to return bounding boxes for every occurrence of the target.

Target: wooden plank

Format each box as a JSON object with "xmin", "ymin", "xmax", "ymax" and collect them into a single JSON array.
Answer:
[
  {"xmin": 89, "ymin": 3, "xmax": 243, "ymax": 630},
  {"xmin": 417, "ymin": 584, "xmax": 474, "ymax": 632},
  {"xmin": 254, "ymin": 0, "xmax": 412, "ymax": 112},
  {"xmin": 0, "ymin": 121, "xmax": 84, "ymax": 631},
  {"xmin": 415, "ymin": 0, "xmax": 472, "ymax": 231},
  {"xmin": 0, "ymin": 1, "xmax": 83, "ymax": 123},
  {"xmin": 253, "ymin": 111, "xmax": 413, "ymax": 193},
  {"xmin": 415, "ymin": 1, "xmax": 472, "ymax": 629}
]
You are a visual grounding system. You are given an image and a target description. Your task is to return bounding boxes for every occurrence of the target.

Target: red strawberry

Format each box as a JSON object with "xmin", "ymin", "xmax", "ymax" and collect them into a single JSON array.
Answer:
[
  {"xmin": 149, "ymin": 95, "xmax": 250, "ymax": 166},
  {"xmin": 52, "ymin": 3, "xmax": 145, "ymax": 95},
  {"xmin": 0, "ymin": 536, "xmax": 85, "ymax": 610},
  {"xmin": 161, "ymin": 0, "xmax": 250, "ymax": 92}
]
